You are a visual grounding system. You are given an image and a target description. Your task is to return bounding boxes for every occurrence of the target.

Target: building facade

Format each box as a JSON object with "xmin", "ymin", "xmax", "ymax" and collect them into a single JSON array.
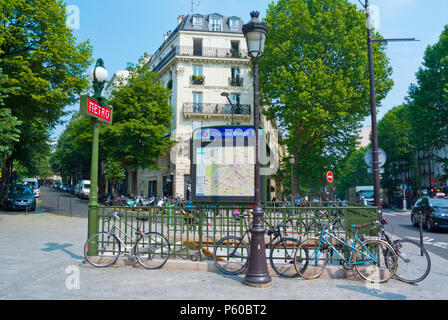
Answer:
[{"xmin": 121, "ymin": 13, "xmax": 281, "ymax": 200}]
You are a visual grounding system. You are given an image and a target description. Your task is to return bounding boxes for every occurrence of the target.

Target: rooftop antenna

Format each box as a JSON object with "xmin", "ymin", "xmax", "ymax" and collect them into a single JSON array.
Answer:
[{"xmin": 191, "ymin": 0, "xmax": 200, "ymax": 14}]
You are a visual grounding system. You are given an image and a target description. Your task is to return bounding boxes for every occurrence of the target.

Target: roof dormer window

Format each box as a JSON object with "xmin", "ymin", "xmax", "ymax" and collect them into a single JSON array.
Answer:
[
  {"xmin": 193, "ymin": 15, "xmax": 202, "ymax": 27},
  {"xmin": 209, "ymin": 15, "xmax": 222, "ymax": 31},
  {"xmin": 229, "ymin": 17, "xmax": 240, "ymax": 29}
]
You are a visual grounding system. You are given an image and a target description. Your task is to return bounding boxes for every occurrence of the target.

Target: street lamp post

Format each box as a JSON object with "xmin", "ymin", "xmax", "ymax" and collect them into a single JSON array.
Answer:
[
  {"xmin": 362, "ymin": 0, "xmax": 418, "ymax": 220},
  {"xmin": 242, "ymin": 11, "xmax": 271, "ymax": 288},
  {"xmin": 290, "ymin": 154, "xmax": 295, "ymax": 199},
  {"xmin": 220, "ymin": 91, "xmax": 235, "ymax": 125},
  {"xmin": 87, "ymin": 58, "xmax": 108, "ymax": 255}
]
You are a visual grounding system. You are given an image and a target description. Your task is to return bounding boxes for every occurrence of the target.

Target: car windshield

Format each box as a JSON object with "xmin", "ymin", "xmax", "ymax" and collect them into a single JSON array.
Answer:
[
  {"xmin": 83, "ymin": 184, "xmax": 90, "ymax": 189},
  {"xmin": 9, "ymin": 185, "xmax": 33, "ymax": 196},
  {"xmin": 430, "ymin": 198, "xmax": 448, "ymax": 208},
  {"xmin": 360, "ymin": 191, "xmax": 374, "ymax": 198}
]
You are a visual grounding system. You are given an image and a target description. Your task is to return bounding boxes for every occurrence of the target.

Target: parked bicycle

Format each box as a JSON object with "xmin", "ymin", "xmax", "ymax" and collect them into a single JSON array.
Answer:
[
  {"xmin": 372, "ymin": 218, "xmax": 431, "ymax": 284},
  {"xmin": 84, "ymin": 210, "xmax": 170, "ymax": 269},
  {"xmin": 294, "ymin": 221, "xmax": 398, "ymax": 283},
  {"xmin": 213, "ymin": 212, "xmax": 305, "ymax": 278}
]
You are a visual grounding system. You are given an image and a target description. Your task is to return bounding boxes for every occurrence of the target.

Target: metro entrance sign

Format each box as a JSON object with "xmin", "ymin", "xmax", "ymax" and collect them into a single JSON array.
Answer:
[
  {"xmin": 80, "ymin": 95, "xmax": 113, "ymax": 124},
  {"xmin": 327, "ymin": 171, "xmax": 334, "ymax": 183}
]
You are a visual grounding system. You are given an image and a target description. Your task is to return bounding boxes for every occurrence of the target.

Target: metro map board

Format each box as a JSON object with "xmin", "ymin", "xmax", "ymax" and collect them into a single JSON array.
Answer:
[
  {"xmin": 80, "ymin": 95, "xmax": 113, "ymax": 124},
  {"xmin": 191, "ymin": 126, "xmax": 266, "ymax": 203}
]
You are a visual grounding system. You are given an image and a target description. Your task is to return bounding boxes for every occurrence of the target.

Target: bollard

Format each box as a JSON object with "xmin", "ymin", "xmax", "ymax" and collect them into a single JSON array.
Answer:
[
  {"xmin": 57, "ymin": 196, "xmax": 60, "ymax": 215},
  {"xmin": 419, "ymin": 214, "xmax": 424, "ymax": 256}
]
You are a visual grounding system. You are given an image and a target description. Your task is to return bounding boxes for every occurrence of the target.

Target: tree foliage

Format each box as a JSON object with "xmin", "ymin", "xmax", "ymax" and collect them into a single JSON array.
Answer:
[
  {"xmin": 377, "ymin": 105, "xmax": 417, "ymax": 199},
  {"xmin": 0, "ymin": 0, "xmax": 92, "ymax": 181},
  {"xmin": 259, "ymin": 0, "xmax": 393, "ymax": 193},
  {"xmin": 406, "ymin": 25, "xmax": 448, "ymax": 151},
  {"xmin": 102, "ymin": 64, "xmax": 173, "ymax": 170}
]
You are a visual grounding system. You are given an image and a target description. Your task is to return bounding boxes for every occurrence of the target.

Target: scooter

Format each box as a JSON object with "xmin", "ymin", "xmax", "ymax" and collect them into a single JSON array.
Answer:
[{"xmin": 135, "ymin": 193, "xmax": 153, "ymax": 206}]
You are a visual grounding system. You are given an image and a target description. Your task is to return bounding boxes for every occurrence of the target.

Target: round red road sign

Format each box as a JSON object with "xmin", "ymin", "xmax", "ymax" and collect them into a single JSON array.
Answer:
[{"xmin": 327, "ymin": 171, "xmax": 334, "ymax": 183}]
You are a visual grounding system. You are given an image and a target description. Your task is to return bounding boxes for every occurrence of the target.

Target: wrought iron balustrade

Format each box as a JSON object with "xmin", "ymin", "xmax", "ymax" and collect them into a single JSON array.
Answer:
[
  {"xmin": 229, "ymin": 77, "xmax": 244, "ymax": 87},
  {"xmin": 183, "ymin": 102, "xmax": 251, "ymax": 116}
]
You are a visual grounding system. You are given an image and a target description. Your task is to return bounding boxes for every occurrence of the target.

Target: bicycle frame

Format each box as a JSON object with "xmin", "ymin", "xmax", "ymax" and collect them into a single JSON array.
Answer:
[
  {"xmin": 315, "ymin": 228, "xmax": 379, "ymax": 266},
  {"xmin": 106, "ymin": 215, "xmax": 145, "ymax": 254}
]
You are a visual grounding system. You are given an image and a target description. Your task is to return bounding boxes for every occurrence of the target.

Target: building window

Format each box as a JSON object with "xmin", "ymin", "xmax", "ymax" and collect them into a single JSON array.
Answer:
[
  {"xmin": 193, "ymin": 92, "xmax": 203, "ymax": 112},
  {"xmin": 193, "ymin": 38, "xmax": 203, "ymax": 56},
  {"xmin": 192, "ymin": 65, "xmax": 204, "ymax": 85},
  {"xmin": 210, "ymin": 17, "xmax": 222, "ymax": 31},
  {"xmin": 193, "ymin": 15, "xmax": 202, "ymax": 26},
  {"xmin": 230, "ymin": 40, "xmax": 240, "ymax": 57},
  {"xmin": 193, "ymin": 65, "xmax": 203, "ymax": 76},
  {"xmin": 148, "ymin": 180, "xmax": 157, "ymax": 197},
  {"xmin": 229, "ymin": 18, "xmax": 239, "ymax": 29}
]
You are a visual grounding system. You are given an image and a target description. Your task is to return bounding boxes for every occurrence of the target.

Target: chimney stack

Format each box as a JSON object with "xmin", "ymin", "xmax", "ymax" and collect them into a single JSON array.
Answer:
[{"xmin": 177, "ymin": 15, "xmax": 184, "ymax": 25}]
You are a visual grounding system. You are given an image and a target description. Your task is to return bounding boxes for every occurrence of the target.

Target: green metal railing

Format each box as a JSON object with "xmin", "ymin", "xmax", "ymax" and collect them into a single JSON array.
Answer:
[{"xmin": 96, "ymin": 202, "xmax": 379, "ymax": 263}]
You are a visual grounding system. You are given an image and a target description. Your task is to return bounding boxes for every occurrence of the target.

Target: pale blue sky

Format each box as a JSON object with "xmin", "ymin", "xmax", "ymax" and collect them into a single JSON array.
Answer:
[{"xmin": 52, "ymin": 0, "xmax": 448, "ymax": 140}]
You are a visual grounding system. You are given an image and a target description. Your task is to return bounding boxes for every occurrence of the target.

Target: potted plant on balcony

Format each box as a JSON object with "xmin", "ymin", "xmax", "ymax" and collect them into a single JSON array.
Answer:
[
  {"xmin": 230, "ymin": 75, "xmax": 241, "ymax": 86},
  {"xmin": 230, "ymin": 49, "xmax": 242, "ymax": 58},
  {"xmin": 192, "ymin": 75, "xmax": 204, "ymax": 85}
]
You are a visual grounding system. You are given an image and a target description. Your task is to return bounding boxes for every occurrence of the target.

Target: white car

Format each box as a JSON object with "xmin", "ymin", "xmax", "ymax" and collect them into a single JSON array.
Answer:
[
  {"xmin": 22, "ymin": 178, "xmax": 40, "ymax": 198},
  {"xmin": 78, "ymin": 180, "xmax": 90, "ymax": 199}
]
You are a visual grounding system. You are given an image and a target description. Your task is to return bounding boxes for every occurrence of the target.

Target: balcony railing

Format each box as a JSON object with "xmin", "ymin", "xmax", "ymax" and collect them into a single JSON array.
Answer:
[
  {"xmin": 191, "ymin": 75, "xmax": 205, "ymax": 85},
  {"xmin": 151, "ymin": 46, "xmax": 249, "ymax": 72},
  {"xmin": 229, "ymin": 77, "xmax": 244, "ymax": 87},
  {"xmin": 179, "ymin": 46, "xmax": 249, "ymax": 59},
  {"xmin": 183, "ymin": 102, "xmax": 251, "ymax": 116}
]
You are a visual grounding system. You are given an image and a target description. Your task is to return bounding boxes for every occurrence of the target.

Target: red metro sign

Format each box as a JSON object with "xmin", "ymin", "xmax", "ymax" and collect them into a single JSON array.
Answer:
[
  {"xmin": 80, "ymin": 95, "xmax": 113, "ymax": 124},
  {"xmin": 327, "ymin": 171, "xmax": 334, "ymax": 183}
]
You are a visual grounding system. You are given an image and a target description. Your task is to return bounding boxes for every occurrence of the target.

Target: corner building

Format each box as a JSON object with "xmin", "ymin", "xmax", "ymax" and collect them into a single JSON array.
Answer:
[{"xmin": 127, "ymin": 13, "xmax": 281, "ymax": 200}]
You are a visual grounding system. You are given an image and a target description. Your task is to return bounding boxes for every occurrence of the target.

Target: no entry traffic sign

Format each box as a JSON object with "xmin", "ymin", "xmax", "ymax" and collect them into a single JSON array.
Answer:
[{"xmin": 327, "ymin": 171, "xmax": 334, "ymax": 183}]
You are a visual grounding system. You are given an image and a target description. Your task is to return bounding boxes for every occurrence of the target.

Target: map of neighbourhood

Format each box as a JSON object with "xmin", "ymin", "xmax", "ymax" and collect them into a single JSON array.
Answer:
[{"xmin": 196, "ymin": 146, "xmax": 254, "ymax": 197}]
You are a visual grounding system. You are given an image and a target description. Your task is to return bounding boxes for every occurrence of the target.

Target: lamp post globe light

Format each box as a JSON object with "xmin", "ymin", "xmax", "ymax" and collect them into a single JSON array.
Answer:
[
  {"xmin": 89, "ymin": 58, "xmax": 109, "ymax": 102},
  {"xmin": 87, "ymin": 58, "xmax": 108, "ymax": 256},
  {"xmin": 242, "ymin": 11, "xmax": 271, "ymax": 288}
]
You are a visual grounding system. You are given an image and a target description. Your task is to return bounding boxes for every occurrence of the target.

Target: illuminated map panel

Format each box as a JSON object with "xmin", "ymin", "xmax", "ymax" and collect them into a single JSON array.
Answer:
[
  {"xmin": 191, "ymin": 126, "xmax": 265, "ymax": 203},
  {"xmin": 196, "ymin": 146, "xmax": 254, "ymax": 197}
]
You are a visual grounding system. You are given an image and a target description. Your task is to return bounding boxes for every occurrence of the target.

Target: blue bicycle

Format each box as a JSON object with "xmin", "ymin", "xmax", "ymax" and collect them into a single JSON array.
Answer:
[{"xmin": 293, "ymin": 221, "xmax": 398, "ymax": 283}]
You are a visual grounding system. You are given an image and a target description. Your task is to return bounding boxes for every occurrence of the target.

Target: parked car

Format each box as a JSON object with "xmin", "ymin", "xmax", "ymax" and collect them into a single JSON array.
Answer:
[
  {"xmin": 78, "ymin": 180, "xmax": 90, "ymax": 199},
  {"xmin": 22, "ymin": 178, "xmax": 40, "ymax": 198},
  {"xmin": 1, "ymin": 184, "xmax": 36, "ymax": 211},
  {"xmin": 61, "ymin": 182, "xmax": 69, "ymax": 192},
  {"xmin": 411, "ymin": 197, "xmax": 448, "ymax": 232}
]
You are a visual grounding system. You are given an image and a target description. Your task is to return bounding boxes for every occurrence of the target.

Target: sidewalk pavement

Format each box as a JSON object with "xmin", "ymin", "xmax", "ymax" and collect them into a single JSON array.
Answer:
[{"xmin": 0, "ymin": 211, "xmax": 447, "ymax": 300}]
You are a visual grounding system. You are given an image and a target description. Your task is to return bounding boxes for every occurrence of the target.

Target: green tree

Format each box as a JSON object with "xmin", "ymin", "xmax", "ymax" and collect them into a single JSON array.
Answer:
[
  {"xmin": 260, "ymin": 0, "xmax": 393, "ymax": 194},
  {"xmin": 50, "ymin": 113, "xmax": 92, "ymax": 181},
  {"xmin": 406, "ymin": 25, "xmax": 448, "ymax": 150},
  {"xmin": 104, "ymin": 159, "xmax": 125, "ymax": 194},
  {"xmin": 0, "ymin": 0, "xmax": 93, "ymax": 182},
  {"xmin": 334, "ymin": 146, "xmax": 371, "ymax": 200},
  {"xmin": 378, "ymin": 105, "xmax": 417, "ymax": 202},
  {"xmin": 103, "ymin": 64, "xmax": 173, "ymax": 170}
]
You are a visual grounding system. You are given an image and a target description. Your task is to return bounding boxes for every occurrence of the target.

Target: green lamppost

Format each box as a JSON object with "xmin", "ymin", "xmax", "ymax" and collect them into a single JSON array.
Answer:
[{"xmin": 86, "ymin": 58, "xmax": 109, "ymax": 255}]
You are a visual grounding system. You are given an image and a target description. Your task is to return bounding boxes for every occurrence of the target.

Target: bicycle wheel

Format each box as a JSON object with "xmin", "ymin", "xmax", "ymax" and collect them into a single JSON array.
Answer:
[
  {"xmin": 294, "ymin": 237, "xmax": 328, "ymax": 279},
  {"xmin": 135, "ymin": 232, "xmax": 171, "ymax": 269},
  {"xmin": 84, "ymin": 231, "xmax": 120, "ymax": 268},
  {"xmin": 270, "ymin": 237, "xmax": 303, "ymax": 278},
  {"xmin": 214, "ymin": 236, "xmax": 249, "ymax": 275},
  {"xmin": 354, "ymin": 239, "xmax": 397, "ymax": 283},
  {"xmin": 391, "ymin": 239, "xmax": 431, "ymax": 284}
]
